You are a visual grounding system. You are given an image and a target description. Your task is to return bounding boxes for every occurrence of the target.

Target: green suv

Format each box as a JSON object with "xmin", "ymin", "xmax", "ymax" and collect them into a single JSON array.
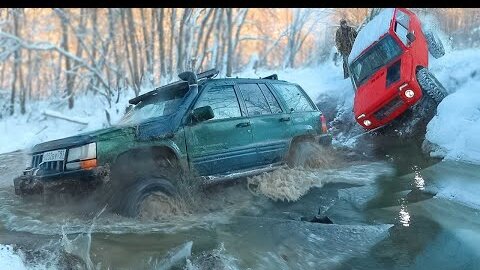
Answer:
[{"xmin": 14, "ymin": 69, "xmax": 331, "ymax": 216}]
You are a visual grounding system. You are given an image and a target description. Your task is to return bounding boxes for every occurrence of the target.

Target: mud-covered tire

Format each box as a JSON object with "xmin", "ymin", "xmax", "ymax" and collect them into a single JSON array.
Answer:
[
  {"xmin": 424, "ymin": 30, "xmax": 445, "ymax": 59},
  {"xmin": 416, "ymin": 68, "xmax": 448, "ymax": 104},
  {"xmin": 108, "ymin": 150, "xmax": 182, "ymax": 217},
  {"xmin": 115, "ymin": 177, "xmax": 177, "ymax": 217}
]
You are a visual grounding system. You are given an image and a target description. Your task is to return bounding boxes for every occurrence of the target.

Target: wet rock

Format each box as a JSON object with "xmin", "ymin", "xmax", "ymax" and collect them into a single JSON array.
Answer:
[{"xmin": 301, "ymin": 215, "xmax": 334, "ymax": 224}]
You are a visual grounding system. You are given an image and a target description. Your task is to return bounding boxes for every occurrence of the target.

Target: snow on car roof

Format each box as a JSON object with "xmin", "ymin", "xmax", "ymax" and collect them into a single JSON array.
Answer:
[{"xmin": 348, "ymin": 8, "xmax": 395, "ymax": 64}]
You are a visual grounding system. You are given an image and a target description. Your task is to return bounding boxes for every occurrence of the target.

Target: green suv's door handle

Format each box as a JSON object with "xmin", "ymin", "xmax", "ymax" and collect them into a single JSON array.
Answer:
[
  {"xmin": 236, "ymin": 122, "xmax": 251, "ymax": 128},
  {"xmin": 279, "ymin": 117, "xmax": 291, "ymax": 122}
]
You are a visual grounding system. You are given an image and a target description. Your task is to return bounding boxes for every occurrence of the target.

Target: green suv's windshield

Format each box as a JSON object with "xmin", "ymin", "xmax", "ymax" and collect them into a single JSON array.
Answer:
[
  {"xmin": 117, "ymin": 86, "xmax": 189, "ymax": 126},
  {"xmin": 350, "ymin": 34, "xmax": 402, "ymax": 88}
]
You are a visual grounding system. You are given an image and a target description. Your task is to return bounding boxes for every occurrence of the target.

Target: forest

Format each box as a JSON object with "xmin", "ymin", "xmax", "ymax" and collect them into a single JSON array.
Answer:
[{"xmin": 0, "ymin": 8, "xmax": 478, "ymax": 115}]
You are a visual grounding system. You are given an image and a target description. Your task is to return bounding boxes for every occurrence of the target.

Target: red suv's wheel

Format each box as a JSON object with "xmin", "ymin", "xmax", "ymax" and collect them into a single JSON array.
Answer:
[
  {"xmin": 416, "ymin": 68, "xmax": 448, "ymax": 105},
  {"xmin": 424, "ymin": 30, "xmax": 445, "ymax": 59}
]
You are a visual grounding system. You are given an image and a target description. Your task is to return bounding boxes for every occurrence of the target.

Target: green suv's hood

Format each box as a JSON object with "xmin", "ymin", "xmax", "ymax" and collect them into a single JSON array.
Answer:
[
  {"xmin": 30, "ymin": 126, "xmax": 135, "ymax": 154},
  {"xmin": 31, "ymin": 114, "xmax": 179, "ymax": 154}
]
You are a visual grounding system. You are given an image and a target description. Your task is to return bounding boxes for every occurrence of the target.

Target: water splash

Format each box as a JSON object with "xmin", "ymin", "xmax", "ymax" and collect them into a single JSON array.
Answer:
[
  {"xmin": 185, "ymin": 243, "xmax": 239, "ymax": 270},
  {"xmin": 152, "ymin": 241, "xmax": 193, "ymax": 270},
  {"xmin": 247, "ymin": 142, "xmax": 351, "ymax": 202},
  {"xmin": 61, "ymin": 205, "xmax": 106, "ymax": 270},
  {"xmin": 247, "ymin": 168, "xmax": 317, "ymax": 202}
]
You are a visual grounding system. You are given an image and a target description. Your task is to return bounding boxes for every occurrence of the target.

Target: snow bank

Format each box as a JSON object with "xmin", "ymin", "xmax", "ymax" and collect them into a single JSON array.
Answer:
[
  {"xmin": 348, "ymin": 8, "xmax": 394, "ymax": 64},
  {"xmin": 425, "ymin": 49, "xmax": 480, "ymax": 165},
  {"xmin": 0, "ymin": 244, "xmax": 51, "ymax": 270},
  {"xmin": 0, "ymin": 245, "xmax": 29, "ymax": 270},
  {"xmin": 418, "ymin": 161, "xmax": 480, "ymax": 209}
]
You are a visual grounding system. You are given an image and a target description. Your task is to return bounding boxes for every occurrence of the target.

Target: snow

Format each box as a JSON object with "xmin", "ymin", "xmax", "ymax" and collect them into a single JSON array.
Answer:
[
  {"xmin": 425, "ymin": 48, "xmax": 480, "ymax": 165},
  {"xmin": 43, "ymin": 109, "xmax": 89, "ymax": 125},
  {"xmin": 348, "ymin": 8, "xmax": 395, "ymax": 64},
  {"xmin": 0, "ymin": 244, "xmax": 49, "ymax": 270},
  {"xmin": 0, "ymin": 245, "xmax": 28, "ymax": 270}
]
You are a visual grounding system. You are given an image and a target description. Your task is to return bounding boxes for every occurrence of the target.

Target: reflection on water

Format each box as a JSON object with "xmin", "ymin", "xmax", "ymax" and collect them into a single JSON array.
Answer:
[
  {"xmin": 398, "ymin": 199, "xmax": 411, "ymax": 227},
  {"xmin": 413, "ymin": 165, "xmax": 426, "ymax": 191}
]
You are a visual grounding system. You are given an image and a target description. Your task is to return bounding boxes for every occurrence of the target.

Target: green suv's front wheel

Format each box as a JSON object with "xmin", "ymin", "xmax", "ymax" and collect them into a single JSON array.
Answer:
[{"xmin": 114, "ymin": 177, "xmax": 177, "ymax": 217}]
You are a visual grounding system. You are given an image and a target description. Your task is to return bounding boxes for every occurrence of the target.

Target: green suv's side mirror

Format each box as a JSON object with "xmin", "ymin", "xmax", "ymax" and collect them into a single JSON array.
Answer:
[{"xmin": 191, "ymin": 106, "xmax": 214, "ymax": 123}]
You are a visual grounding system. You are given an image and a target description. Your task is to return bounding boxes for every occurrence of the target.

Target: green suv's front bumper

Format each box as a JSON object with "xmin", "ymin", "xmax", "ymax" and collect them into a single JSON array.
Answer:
[{"xmin": 13, "ymin": 166, "xmax": 109, "ymax": 196}]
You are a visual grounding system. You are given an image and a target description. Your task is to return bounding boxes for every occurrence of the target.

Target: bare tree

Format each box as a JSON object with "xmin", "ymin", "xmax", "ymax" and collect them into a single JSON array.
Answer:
[
  {"xmin": 197, "ymin": 8, "xmax": 218, "ymax": 72},
  {"xmin": 141, "ymin": 8, "xmax": 153, "ymax": 81},
  {"xmin": 231, "ymin": 9, "xmax": 249, "ymax": 71},
  {"xmin": 168, "ymin": 8, "xmax": 176, "ymax": 80},
  {"xmin": 176, "ymin": 8, "xmax": 192, "ymax": 72},
  {"xmin": 225, "ymin": 8, "xmax": 233, "ymax": 77},
  {"xmin": 284, "ymin": 8, "xmax": 321, "ymax": 68},
  {"xmin": 193, "ymin": 8, "xmax": 214, "ymax": 67},
  {"xmin": 156, "ymin": 8, "xmax": 166, "ymax": 77}
]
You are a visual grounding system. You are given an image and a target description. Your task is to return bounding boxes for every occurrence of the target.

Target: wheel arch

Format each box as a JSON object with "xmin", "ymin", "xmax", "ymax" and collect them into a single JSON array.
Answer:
[
  {"xmin": 109, "ymin": 143, "xmax": 187, "ymax": 184},
  {"xmin": 286, "ymin": 134, "xmax": 317, "ymax": 158}
]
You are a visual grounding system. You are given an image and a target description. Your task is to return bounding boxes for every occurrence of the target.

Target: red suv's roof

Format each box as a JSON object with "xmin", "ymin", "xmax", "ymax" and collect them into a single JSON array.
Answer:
[{"xmin": 348, "ymin": 8, "xmax": 395, "ymax": 64}]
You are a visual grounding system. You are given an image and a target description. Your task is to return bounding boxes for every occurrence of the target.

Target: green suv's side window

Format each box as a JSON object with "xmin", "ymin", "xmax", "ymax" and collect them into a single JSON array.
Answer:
[
  {"xmin": 259, "ymin": 84, "xmax": 283, "ymax": 114},
  {"xmin": 238, "ymin": 84, "xmax": 271, "ymax": 116},
  {"xmin": 194, "ymin": 85, "xmax": 242, "ymax": 120},
  {"xmin": 273, "ymin": 84, "xmax": 315, "ymax": 112}
]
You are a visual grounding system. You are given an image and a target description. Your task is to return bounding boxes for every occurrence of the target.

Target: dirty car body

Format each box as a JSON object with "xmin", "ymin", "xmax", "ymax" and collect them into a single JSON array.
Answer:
[{"xmin": 14, "ymin": 70, "xmax": 330, "ymax": 199}]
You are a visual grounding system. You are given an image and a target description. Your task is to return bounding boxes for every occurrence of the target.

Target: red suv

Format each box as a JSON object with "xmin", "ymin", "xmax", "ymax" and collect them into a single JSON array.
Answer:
[{"xmin": 348, "ymin": 8, "xmax": 447, "ymax": 130}]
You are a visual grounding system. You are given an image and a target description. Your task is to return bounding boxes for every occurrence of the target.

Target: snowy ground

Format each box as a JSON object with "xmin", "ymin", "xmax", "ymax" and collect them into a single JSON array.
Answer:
[{"xmin": 425, "ymin": 48, "xmax": 480, "ymax": 165}]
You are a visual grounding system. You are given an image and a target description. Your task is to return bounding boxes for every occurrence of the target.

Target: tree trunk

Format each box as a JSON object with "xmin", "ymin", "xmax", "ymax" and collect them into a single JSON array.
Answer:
[
  {"xmin": 157, "ymin": 8, "xmax": 166, "ymax": 77},
  {"xmin": 122, "ymin": 9, "xmax": 140, "ymax": 95},
  {"xmin": 176, "ymin": 8, "xmax": 192, "ymax": 73},
  {"xmin": 168, "ymin": 8, "xmax": 176, "ymax": 80},
  {"xmin": 127, "ymin": 9, "xmax": 141, "ymax": 92},
  {"xmin": 10, "ymin": 9, "xmax": 19, "ymax": 115},
  {"xmin": 87, "ymin": 8, "xmax": 98, "ymax": 93},
  {"xmin": 211, "ymin": 8, "xmax": 224, "ymax": 70},
  {"xmin": 150, "ymin": 8, "xmax": 156, "ymax": 84},
  {"xmin": 193, "ymin": 8, "xmax": 214, "ymax": 67},
  {"xmin": 141, "ymin": 8, "xmax": 153, "ymax": 81},
  {"xmin": 231, "ymin": 9, "xmax": 248, "ymax": 71},
  {"xmin": 198, "ymin": 9, "xmax": 218, "ymax": 72},
  {"xmin": 225, "ymin": 8, "xmax": 233, "ymax": 77},
  {"xmin": 60, "ymin": 11, "xmax": 74, "ymax": 108},
  {"xmin": 108, "ymin": 9, "xmax": 122, "ymax": 90}
]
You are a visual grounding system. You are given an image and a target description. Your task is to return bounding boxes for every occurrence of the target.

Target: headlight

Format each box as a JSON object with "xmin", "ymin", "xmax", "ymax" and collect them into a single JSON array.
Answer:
[
  {"xmin": 363, "ymin": 120, "xmax": 372, "ymax": 127},
  {"xmin": 404, "ymin": 89, "xmax": 415, "ymax": 98},
  {"xmin": 25, "ymin": 154, "xmax": 32, "ymax": 168},
  {"xmin": 67, "ymin": 142, "xmax": 96, "ymax": 162}
]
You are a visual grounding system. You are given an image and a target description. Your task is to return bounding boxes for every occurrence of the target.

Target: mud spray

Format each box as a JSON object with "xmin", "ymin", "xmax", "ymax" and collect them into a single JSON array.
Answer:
[
  {"xmin": 247, "ymin": 142, "xmax": 347, "ymax": 202},
  {"xmin": 137, "ymin": 142, "xmax": 354, "ymax": 220}
]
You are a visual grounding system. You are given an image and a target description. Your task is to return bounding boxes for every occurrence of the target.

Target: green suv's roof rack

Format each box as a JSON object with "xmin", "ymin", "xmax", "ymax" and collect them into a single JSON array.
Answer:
[
  {"xmin": 129, "ymin": 69, "xmax": 219, "ymax": 105},
  {"xmin": 262, "ymin": 74, "xmax": 278, "ymax": 80}
]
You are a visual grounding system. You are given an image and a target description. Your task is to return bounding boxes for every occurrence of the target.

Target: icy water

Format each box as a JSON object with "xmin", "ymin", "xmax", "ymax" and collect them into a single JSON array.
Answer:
[{"xmin": 1, "ymin": 138, "xmax": 480, "ymax": 269}]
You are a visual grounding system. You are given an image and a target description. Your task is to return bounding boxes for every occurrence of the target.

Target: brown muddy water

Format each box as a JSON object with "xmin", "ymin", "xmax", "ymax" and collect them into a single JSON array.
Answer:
[{"xmin": 1, "ymin": 138, "xmax": 480, "ymax": 269}]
